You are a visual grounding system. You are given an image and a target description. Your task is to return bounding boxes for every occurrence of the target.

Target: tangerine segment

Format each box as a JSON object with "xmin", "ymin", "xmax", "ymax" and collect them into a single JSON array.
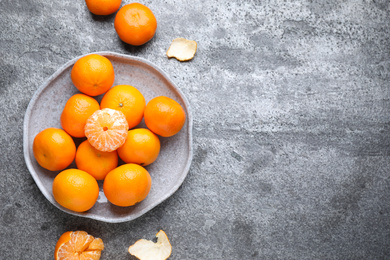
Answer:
[
  {"xmin": 103, "ymin": 164, "xmax": 151, "ymax": 207},
  {"xmin": 85, "ymin": 108, "xmax": 129, "ymax": 152},
  {"xmin": 33, "ymin": 128, "xmax": 76, "ymax": 171},
  {"xmin": 100, "ymin": 85, "xmax": 145, "ymax": 129},
  {"xmin": 117, "ymin": 128, "xmax": 160, "ymax": 166},
  {"xmin": 75, "ymin": 140, "xmax": 118, "ymax": 180},
  {"xmin": 54, "ymin": 231, "xmax": 104, "ymax": 260}
]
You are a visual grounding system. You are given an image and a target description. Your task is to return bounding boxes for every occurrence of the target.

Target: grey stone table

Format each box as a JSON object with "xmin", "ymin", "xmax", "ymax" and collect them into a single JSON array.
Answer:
[{"xmin": 1, "ymin": 0, "xmax": 389, "ymax": 259}]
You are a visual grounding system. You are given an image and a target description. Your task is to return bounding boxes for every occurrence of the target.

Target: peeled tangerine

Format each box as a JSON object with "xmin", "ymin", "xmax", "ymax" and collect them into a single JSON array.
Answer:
[
  {"xmin": 85, "ymin": 108, "xmax": 129, "ymax": 152},
  {"xmin": 166, "ymin": 38, "xmax": 197, "ymax": 61},
  {"xmin": 128, "ymin": 230, "xmax": 172, "ymax": 260},
  {"xmin": 54, "ymin": 231, "xmax": 104, "ymax": 260}
]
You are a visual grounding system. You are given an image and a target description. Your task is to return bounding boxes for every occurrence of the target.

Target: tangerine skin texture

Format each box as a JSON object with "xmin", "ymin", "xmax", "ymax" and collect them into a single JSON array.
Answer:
[
  {"xmin": 144, "ymin": 96, "xmax": 186, "ymax": 137},
  {"xmin": 61, "ymin": 94, "xmax": 100, "ymax": 138},
  {"xmin": 100, "ymin": 85, "xmax": 145, "ymax": 129},
  {"xmin": 114, "ymin": 3, "xmax": 157, "ymax": 46},
  {"xmin": 117, "ymin": 128, "xmax": 160, "ymax": 166},
  {"xmin": 33, "ymin": 128, "xmax": 76, "ymax": 171},
  {"xmin": 103, "ymin": 164, "xmax": 152, "ymax": 207},
  {"xmin": 85, "ymin": 0, "xmax": 122, "ymax": 15},
  {"xmin": 75, "ymin": 140, "xmax": 118, "ymax": 180},
  {"xmin": 52, "ymin": 169, "xmax": 99, "ymax": 212},
  {"xmin": 71, "ymin": 54, "xmax": 115, "ymax": 96}
]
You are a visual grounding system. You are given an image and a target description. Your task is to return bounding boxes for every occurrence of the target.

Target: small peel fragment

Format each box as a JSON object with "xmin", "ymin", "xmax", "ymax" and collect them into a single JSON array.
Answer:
[
  {"xmin": 128, "ymin": 230, "xmax": 172, "ymax": 260},
  {"xmin": 166, "ymin": 38, "xmax": 197, "ymax": 61}
]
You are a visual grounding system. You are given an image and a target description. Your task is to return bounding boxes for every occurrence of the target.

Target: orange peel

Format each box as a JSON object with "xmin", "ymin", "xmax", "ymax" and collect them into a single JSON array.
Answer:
[
  {"xmin": 166, "ymin": 38, "xmax": 197, "ymax": 61},
  {"xmin": 128, "ymin": 230, "xmax": 172, "ymax": 260}
]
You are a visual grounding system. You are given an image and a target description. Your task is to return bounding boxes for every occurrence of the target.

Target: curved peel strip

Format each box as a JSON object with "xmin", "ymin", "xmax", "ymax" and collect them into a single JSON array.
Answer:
[
  {"xmin": 166, "ymin": 38, "xmax": 197, "ymax": 61},
  {"xmin": 128, "ymin": 230, "xmax": 172, "ymax": 260}
]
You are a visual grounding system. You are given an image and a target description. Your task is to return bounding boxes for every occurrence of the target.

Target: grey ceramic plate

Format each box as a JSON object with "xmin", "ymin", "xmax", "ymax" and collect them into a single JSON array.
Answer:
[{"xmin": 23, "ymin": 52, "xmax": 193, "ymax": 223}]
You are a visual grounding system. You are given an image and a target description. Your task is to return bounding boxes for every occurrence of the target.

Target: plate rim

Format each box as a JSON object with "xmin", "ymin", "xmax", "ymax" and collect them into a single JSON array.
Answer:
[{"xmin": 23, "ymin": 51, "xmax": 193, "ymax": 223}]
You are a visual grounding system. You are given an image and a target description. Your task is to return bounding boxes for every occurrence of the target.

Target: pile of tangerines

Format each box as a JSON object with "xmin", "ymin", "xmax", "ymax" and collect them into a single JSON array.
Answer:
[{"xmin": 33, "ymin": 54, "xmax": 186, "ymax": 213}]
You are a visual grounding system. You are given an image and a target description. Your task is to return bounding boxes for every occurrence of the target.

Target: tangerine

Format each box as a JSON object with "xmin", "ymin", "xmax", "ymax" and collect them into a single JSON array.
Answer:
[
  {"xmin": 33, "ymin": 128, "xmax": 76, "ymax": 171},
  {"xmin": 117, "ymin": 128, "xmax": 160, "ymax": 166},
  {"xmin": 84, "ymin": 108, "xmax": 129, "ymax": 152},
  {"xmin": 103, "ymin": 164, "xmax": 151, "ymax": 207},
  {"xmin": 144, "ymin": 96, "xmax": 186, "ymax": 137},
  {"xmin": 52, "ymin": 169, "xmax": 99, "ymax": 212},
  {"xmin": 71, "ymin": 54, "xmax": 115, "ymax": 96},
  {"xmin": 54, "ymin": 230, "xmax": 104, "ymax": 260},
  {"xmin": 61, "ymin": 93, "xmax": 100, "ymax": 138},
  {"xmin": 100, "ymin": 85, "xmax": 145, "ymax": 129},
  {"xmin": 85, "ymin": 0, "xmax": 121, "ymax": 15},
  {"xmin": 75, "ymin": 140, "xmax": 118, "ymax": 180},
  {"xmin": 114, "ymin": 3, "xmax": 157, "ymax": 46}
]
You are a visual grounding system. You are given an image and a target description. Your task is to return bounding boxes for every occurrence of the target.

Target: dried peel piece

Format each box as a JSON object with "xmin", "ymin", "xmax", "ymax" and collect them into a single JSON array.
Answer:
[
  {"xmin": 128, "ymin": 230, "xmax": 172, "ymax": 260},
  {"xmin": 166, "ymin": 38, "xmax": 197, "ymax": 61}
]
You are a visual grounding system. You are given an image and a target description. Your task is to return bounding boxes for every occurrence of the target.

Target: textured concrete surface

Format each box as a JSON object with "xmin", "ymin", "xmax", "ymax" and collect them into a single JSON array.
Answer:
[{"xmin": 1, "ymin": 0, "xmax": 390, "ymax": 259}]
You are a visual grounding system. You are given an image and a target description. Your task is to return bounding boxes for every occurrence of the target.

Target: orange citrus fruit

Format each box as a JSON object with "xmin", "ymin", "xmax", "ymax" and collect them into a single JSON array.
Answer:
[
  {"xmin": 103, "ymin": 164, "xmax": 152, "ymax": 207},
  {"xmin": 61, "ymin": 93, "xmax": 100, "ymax": 138},
  {"xmin": 33, "ymin": 128, "xmax": 76, "ymax": 171},
  {"xmin": 85, "ymin": 108, "xmax": 129, "ymax": 152},
  {"xmin": 54, "ymin": 230, "xmax": 104, "ymax": 260},
  {"xmin": 71, "ymin": 54, "xmax": 115, "ymax": 96},
  {"xmin": 144, "ymin": 96, "xmax": 186, "ymax": 137},
  {"xmin": 114, "ymin": 3, "xmax": 157, "ymax": 46},
  {"xmin": 85, "ymin": 0, "xmax": 121, "ymax": 15},
  {"xmin": 75, "ymin": 140, "xmax": 118, "ymax": 180},
  {"xmin": 52, "ymin": 169, "xmax": 99, "ymax": 212},
  {"xmin": 117, "ymin": 128, "xmax": 160, "ymax": 166},
  {"xmin": 100, "ymin": 85, "xmax": 145, "ymax": 129}
]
